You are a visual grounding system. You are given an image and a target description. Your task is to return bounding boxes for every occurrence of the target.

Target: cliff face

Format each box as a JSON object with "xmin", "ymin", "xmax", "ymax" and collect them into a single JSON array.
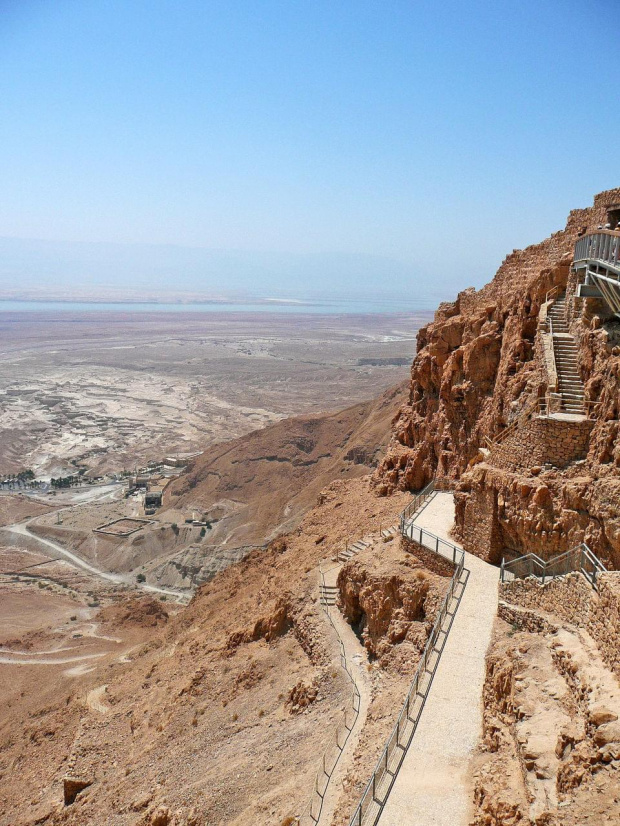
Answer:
[{"xmin": 375, "ymin": 188, "xmax": 620, "ymax": 567}]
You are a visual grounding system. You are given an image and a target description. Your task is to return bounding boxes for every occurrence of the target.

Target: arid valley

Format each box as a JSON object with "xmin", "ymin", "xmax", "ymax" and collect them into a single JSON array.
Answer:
[
  {"xmin": 2, "ymin": 191, "xmax": 620, "ymax": 826},
  {"xmin": 2, "ymin": 4, "xmax": 620, "ymax": 823},
  {"xmin": 0, "ymin": 310, "xmax": 424, "ymax": 478},
  {"xmin": 0, "ymin": 307, "xmax": 430, "ymax": 825}
]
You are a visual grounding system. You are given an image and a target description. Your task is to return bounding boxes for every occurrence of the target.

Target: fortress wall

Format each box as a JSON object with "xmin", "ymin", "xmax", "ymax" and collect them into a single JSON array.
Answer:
[
  {"xmin": 487, "ymin": 416, "xmax": 593, "ymax": 472},
  {"xmin": 500, "ymin": 571, "xmax": 620, "ymax": 679}
]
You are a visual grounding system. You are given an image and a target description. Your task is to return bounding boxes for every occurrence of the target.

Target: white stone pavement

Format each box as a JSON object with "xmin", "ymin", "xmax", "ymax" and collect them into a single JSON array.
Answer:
[{"xmin": 378, "ymin": 492, "xmax": 499, "ymax": 826}]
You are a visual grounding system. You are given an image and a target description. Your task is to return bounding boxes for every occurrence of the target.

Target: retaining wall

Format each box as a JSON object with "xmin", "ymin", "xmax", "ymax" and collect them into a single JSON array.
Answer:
[
  {"xmin": 488, "ymin": 416, "xmax": 593, "ymax": 472},
  {"xmin": 500, "ymin": 572, "xmax": 620, "ymax": 679}
]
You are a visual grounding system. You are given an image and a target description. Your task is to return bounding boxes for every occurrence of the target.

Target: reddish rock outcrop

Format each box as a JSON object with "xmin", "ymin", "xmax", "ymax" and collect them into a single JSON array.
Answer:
[
  {"xmin": 375, "ymin": 188, "xmax": 620, "ymax": 569},
  {"xmin": 336, "ymin": 542, "xmax": 448, "ymax": 671}
]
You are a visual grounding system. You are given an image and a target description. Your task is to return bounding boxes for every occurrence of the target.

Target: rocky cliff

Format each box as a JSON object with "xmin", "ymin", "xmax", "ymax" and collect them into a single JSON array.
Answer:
[{"xmin": 375, "ymin": 188, "xmax": 620, "ymax": 568}]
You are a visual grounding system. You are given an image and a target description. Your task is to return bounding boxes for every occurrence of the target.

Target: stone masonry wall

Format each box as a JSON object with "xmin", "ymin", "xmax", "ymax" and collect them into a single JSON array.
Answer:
[
  {"xmin": 500, "ymin": 572, "xmax": 593, "ymax": 625},
  {"xmin": 400, "ymin": 535, "xmax": 456, "ymax": 578},
  {"xmin": 500, "ymin": 571, "xmax": 620, "ymax": 679},
  {"xmin": 458, "ymin": 484, "xmax": 503, "ymax": 564},
  {"xmin": 377, "ymin": 186, "xmax": 620, "ymax": 500},
  {"xmin": 488, "ymin": 416, "xmax": 594, "ymax": 472}
]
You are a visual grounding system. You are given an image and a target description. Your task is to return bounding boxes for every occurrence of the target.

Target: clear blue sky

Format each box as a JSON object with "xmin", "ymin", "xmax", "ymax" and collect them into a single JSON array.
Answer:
[{"xmin": 0, "ymin": 0, "xmax": 618, "ymax": 301}]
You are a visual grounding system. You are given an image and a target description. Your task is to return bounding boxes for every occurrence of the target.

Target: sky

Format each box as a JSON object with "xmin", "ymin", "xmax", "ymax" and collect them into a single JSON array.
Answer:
[{"xmin": 0, "ymin": 0, "xmax": 619, "ymax": 302}]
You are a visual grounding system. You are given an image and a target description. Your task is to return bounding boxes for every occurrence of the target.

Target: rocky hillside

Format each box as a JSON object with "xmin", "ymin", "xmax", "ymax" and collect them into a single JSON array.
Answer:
[
  {"xmin": 472, "ymin": 575, "xmax": 620, "ymax": 826},
  {"xmin": 0, "ymin": 478, "xmax": 413, "ymax": 826},
  {"xmin": 375, "ymin": 188, "xmax": 620, "ymax": 568},
  {"xmin": 167, "ymin": 381, "xmax": 407, "ymax": 547}
]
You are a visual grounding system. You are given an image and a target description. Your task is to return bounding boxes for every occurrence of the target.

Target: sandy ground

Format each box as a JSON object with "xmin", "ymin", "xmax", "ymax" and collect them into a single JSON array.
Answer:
[
  {"xmin": 0, "ymin": 477, "xmax": 412, "ymax": 826},
  {"xmin": 0, "ymin": 310, "xmax": 428, "ymax": 476},
  {"xmin": 0, "ymin": 589, "xmax": 80, "ymax": 640}
]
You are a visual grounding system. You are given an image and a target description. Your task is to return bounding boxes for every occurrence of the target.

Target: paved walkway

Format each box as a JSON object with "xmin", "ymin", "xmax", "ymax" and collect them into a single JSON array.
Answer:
[{"xmin": 378, "ymin": 492, "xmax": 499, "ymax": 826}]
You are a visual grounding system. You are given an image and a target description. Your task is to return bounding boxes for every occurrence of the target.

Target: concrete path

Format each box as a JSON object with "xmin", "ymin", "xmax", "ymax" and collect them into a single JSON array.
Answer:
[{"xmin": 378, "ymin": 492, "xmax": 499, "ymax": 826}]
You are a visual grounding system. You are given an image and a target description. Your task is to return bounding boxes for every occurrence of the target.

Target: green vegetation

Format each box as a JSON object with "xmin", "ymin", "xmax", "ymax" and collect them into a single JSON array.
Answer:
[
  {"xmin": 50, "ymin": 474, "xmax": 80, "ymax": 489},
  {"xmin": 1, "ymin": 468, "xmax": 40, "ymax": 489}
]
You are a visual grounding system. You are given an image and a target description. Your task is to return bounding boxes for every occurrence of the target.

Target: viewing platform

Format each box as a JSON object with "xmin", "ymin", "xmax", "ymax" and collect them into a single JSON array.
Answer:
[{"xmin": 574, "ymin": 229, "xmax": 620, "ymax": 316}]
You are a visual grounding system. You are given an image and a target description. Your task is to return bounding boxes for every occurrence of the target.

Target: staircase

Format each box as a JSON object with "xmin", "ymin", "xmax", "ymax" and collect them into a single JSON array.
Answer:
[
  {"xmin": 548, "ymin": 296, "xmax": 585, "ymax": 415},
  {"xmin": 336, "ymin": 537, "xmax": 372, "ymax": 563},
  {"xmin": 501, "ymin": 543, "xmax": 606, "ymax": 590},
  {"xmin": 319, "ymin": 583, "xmax": 337, "ymax": 607}
]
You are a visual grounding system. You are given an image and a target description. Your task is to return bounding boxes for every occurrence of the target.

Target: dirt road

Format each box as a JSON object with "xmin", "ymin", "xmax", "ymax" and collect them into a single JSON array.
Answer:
[{"xmin": 2, "ymin": 519, "xmax": 190, "ymax": 602}]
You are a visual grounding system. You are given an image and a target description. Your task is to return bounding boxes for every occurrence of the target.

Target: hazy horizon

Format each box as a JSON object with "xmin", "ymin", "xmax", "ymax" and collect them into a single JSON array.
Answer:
[
  {"xmin": 0, "ymin": 234, "xmax": 461, "ymax": 305},
  {"xmin": 1, "ymin": 1, "xmax": 619, "ymax": 304}
]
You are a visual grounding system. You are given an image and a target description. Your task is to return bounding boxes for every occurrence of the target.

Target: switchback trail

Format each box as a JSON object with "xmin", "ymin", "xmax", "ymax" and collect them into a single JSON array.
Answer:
[{"xmin": 318, "ymin": 563, "xmax": 371, "ymax": 826}]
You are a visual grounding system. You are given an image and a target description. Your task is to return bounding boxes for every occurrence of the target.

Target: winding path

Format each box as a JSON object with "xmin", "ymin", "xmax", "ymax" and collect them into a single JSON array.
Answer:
[
  {"xmin": 318, "ymin": 564, "xmax": 371, "ymax": 826},
  {"xmin": 378, "ymin": 492, "xmax": 498, "ymax": 826},
  {"xmin": 0, "ymin": 651, "xmax": 106, "ymax": 666},
  {"xmin": 2, "ymin": 520, "xmax": 190, "ymax": 602}
]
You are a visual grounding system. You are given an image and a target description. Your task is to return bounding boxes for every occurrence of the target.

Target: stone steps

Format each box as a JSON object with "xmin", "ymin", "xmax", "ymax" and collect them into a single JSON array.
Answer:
[
  {"xmin": 336, "ymin": 536, "xmax": 372, "ymax": 563},
  {"xmin": 319, "ymin": 584, "xmax": 337, "ymax": 606},
  {"xmin": 550, "ymin": 299, "xmax": 585, "ymax": 413}
]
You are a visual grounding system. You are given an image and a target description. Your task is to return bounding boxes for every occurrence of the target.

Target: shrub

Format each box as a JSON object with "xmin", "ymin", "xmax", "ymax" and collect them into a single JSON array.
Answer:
[{"xmin": 136, "ymin": 573, "xmax": 146, "ymax": 583}]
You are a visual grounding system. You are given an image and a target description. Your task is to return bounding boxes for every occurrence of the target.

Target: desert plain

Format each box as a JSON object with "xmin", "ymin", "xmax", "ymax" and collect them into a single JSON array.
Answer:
[{"xmin": 0, "ymin": 309, "xmax": 425, "ymax": 477}]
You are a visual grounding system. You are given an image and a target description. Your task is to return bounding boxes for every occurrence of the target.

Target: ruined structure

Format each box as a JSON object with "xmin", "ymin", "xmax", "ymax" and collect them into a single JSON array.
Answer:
[{"xmin": 376, "ymin": 188, "xmax": 620, "ymax": 570}]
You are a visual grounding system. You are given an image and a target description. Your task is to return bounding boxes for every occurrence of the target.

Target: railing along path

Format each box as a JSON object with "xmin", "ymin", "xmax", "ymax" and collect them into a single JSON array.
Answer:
[
  {"xmin": 348, "ymin": 483, "xmax": 467, "ymax": 826},
  {"xmin": 501, "ymin": 542, "xmax": 606, "ymax": 590},
  {"xmin": 574, "ymin": 230, "xmax": 620, "ymax": 273},
  {"xmin": 298, "ymin": 566, "xmax": 362, "ymax": 826}
]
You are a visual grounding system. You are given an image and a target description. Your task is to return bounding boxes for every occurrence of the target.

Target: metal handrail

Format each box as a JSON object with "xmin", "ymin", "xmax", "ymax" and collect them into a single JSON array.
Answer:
[
  {"xmin": 298, "ymin": 568, "xmax": 362, "ymax": 826},
  {"xmin": 398, "ymin": 480, "xmax": 434, "ymax": 531},
  {"xmin": 485, "ymin": 395, "xmax": 541, "ymax": 449},
  {"xmin": 575, "ymin": 231, "xmax": 620, "ymax": 270},
  {"xmin": 349, "ymin": 486, "xmax": 466, "ymax": 826},
  {"xmin": 500, "ymin": 542, "xmax": 606, "ymax": 590}
]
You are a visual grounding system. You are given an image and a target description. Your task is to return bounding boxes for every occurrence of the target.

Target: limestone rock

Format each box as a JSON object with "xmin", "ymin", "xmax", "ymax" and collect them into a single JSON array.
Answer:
[{"xmin": 63, "ymin": 775, "xmax": 93, "ymax": 806}]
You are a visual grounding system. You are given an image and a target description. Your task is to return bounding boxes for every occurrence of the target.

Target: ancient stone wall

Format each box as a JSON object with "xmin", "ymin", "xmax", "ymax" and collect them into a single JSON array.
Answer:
[
  {"xmin": 500, "ymin": 572, "xmax": 593, "ymax": 625},
  {"xmin": 400, "ymin": 535, "xmax": 455, "ymax": 577},
  {"xmin": 487, "ymin": 416, "xmax": 593, "ymax": 472},
  {"xmin": 456, "ymin": 481, "xmax": 502, "ymax": 563},
  {"xmin": 376, "ymin": 187, "xmax": 620, "ymax": 496},
  {"xmin": 500, "ymin": 571, "xmax": 620, "ymax": 679},
  {"xmin": 587, "ymin": 574, "xmax": 620, "ymax": 679},
  {"xmin": 456, "ymin": 464, "xmax": 620, "ymax": 568}
]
